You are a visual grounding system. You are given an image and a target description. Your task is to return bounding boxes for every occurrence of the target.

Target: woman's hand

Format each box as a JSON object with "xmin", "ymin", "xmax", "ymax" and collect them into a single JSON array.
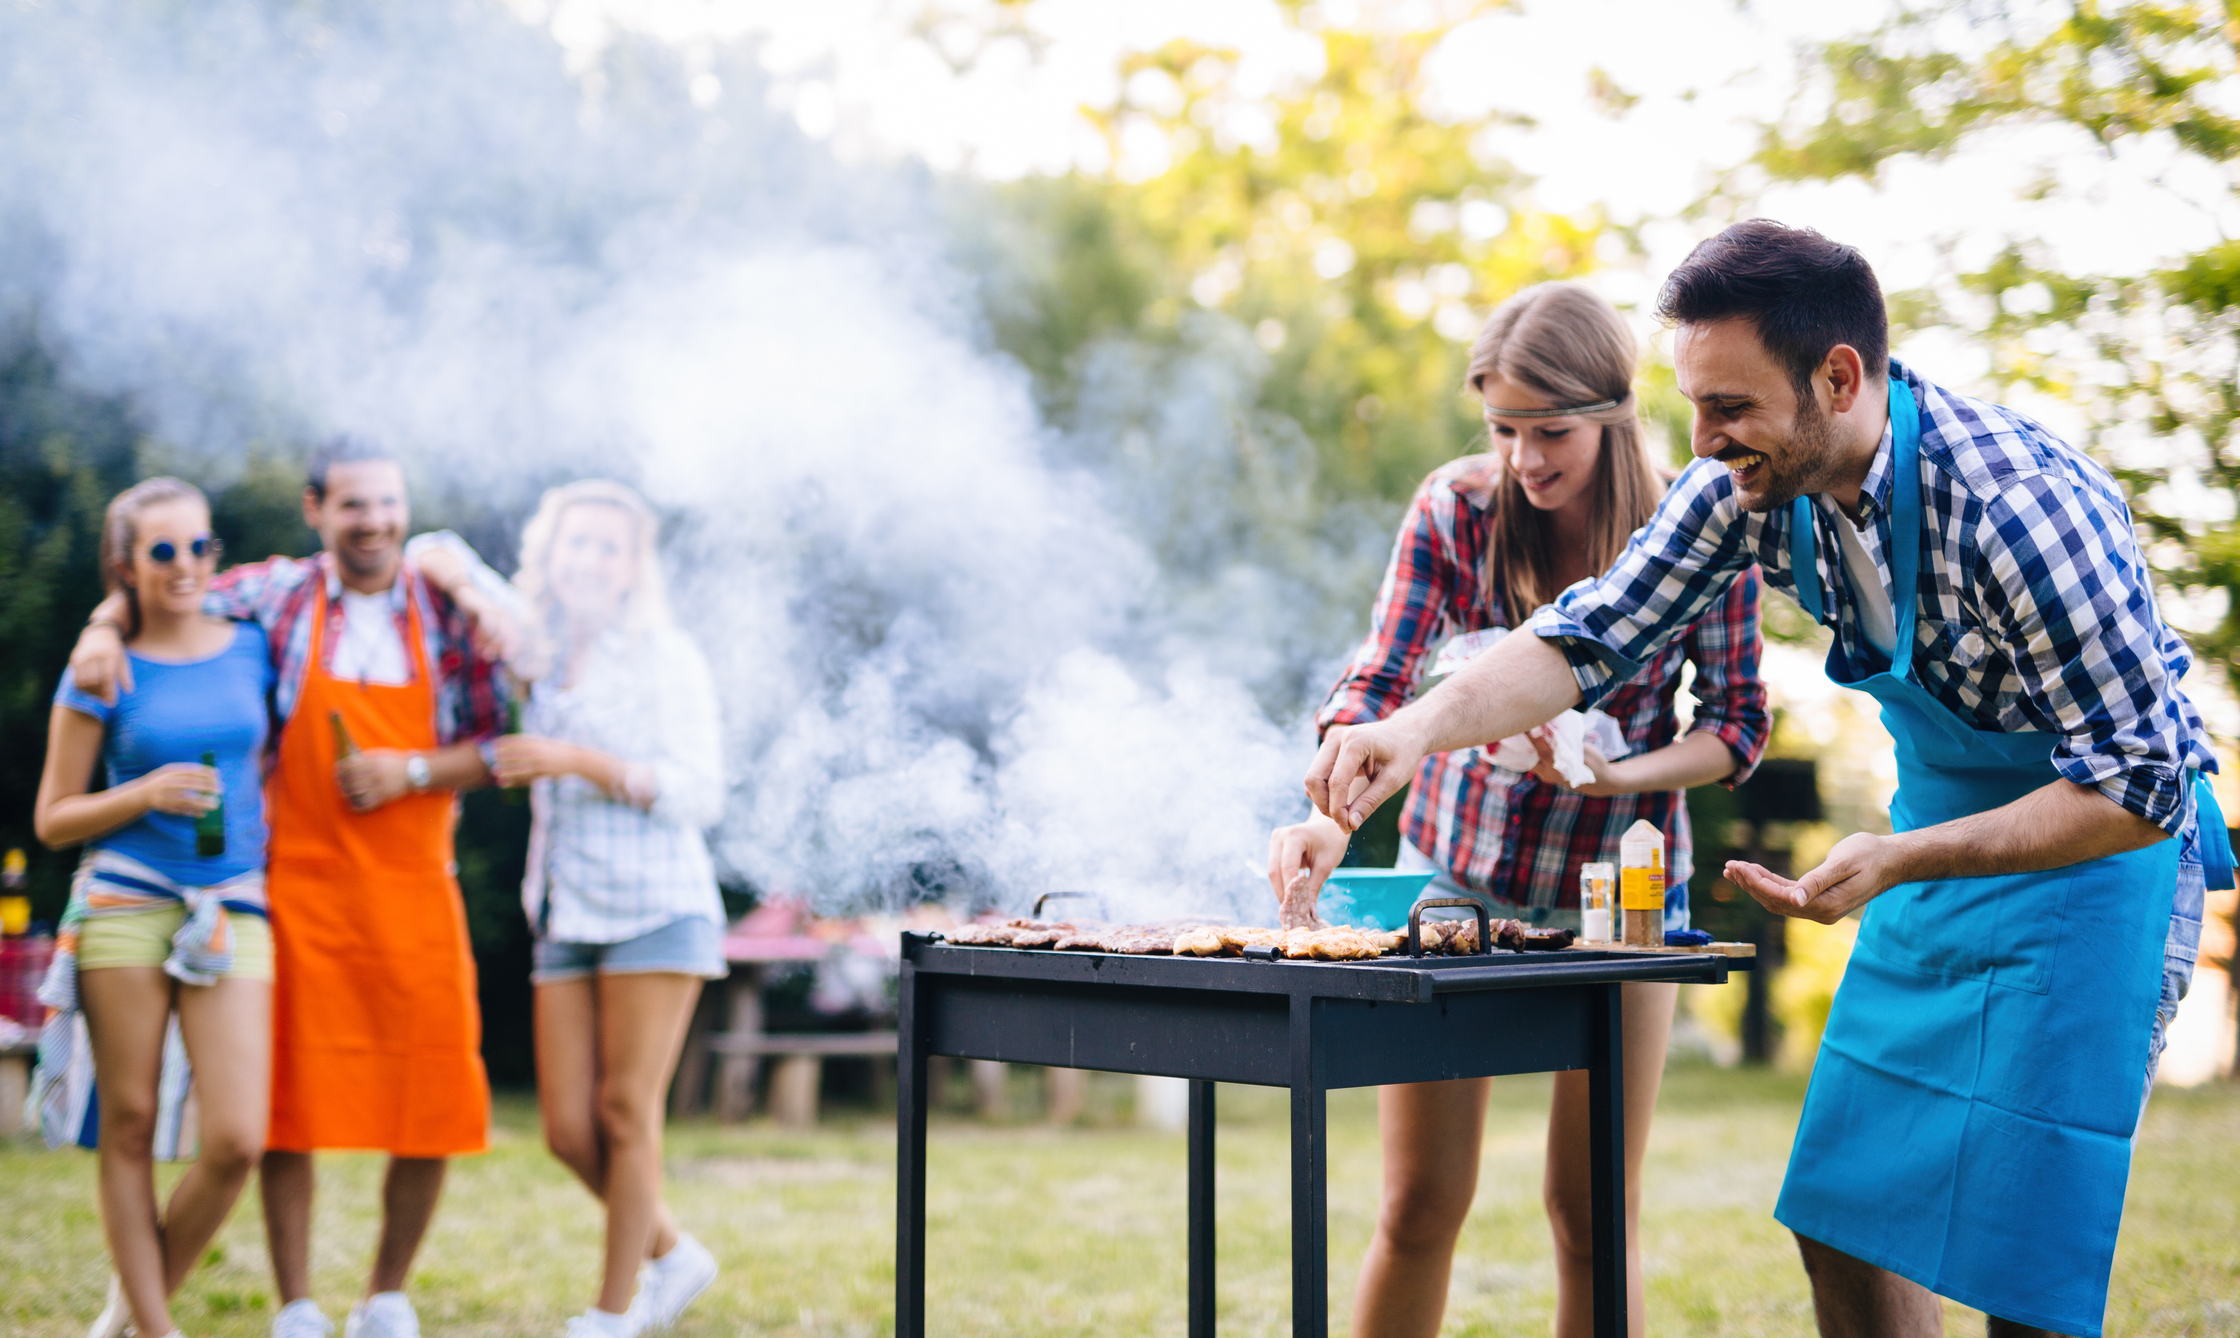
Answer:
[
  {"xmin": 492, "ymin": 735, "xmax": 589, "ymax": 788},
  {"xmin": 1526, "ymin": 728, "xmax": 1627, "ymax": 796},
  {"xmin": 1267, "ymin": 809, "xmax": 1350, "ymax": 917},
  {"xmin": 137, "ymin": 762, "xmax": 221, "ymax": 817}
]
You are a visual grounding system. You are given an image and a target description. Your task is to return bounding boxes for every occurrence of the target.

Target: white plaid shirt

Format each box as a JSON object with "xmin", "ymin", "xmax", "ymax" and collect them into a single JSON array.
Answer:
[
  {"xmin": 522, "ymin": 623, "xmax": 727, "ymax": 944},
  {"xmin": 1531, "ymin": 360, "xmax": 2215, "ymax": 835}
]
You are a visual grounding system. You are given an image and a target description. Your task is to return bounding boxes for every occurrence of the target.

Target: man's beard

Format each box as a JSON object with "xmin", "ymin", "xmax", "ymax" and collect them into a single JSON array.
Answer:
[
  {"xmin": 1733, "ymin": 390, "xmax": 1836, "ymax": 513},
  {"xmin": 335, "ymin": 535, "xmax": 401, "ymax": 579}
]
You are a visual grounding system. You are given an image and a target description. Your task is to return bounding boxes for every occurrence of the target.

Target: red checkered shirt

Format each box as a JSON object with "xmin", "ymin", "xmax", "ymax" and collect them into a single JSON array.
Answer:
[
  {"xmin": 1317, "ymin": 457, "xmax": 1769, "ymax": 919},
  {"xmin": 204, "ymin": 546, "xmax": 509, "ymax": 746}
]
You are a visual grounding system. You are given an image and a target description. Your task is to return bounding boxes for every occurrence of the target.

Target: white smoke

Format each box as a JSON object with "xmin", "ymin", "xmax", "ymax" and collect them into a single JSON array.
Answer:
[{"xmin": 0, "ymin": 0, "xmax": 1387, "ymax": 917}]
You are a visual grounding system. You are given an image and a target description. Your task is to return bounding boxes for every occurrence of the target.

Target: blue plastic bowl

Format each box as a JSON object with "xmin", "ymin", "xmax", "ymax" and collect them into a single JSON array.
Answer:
[{"xmin": 1318, "ymin": 868, "xmax": 1439, "ymax": 931}]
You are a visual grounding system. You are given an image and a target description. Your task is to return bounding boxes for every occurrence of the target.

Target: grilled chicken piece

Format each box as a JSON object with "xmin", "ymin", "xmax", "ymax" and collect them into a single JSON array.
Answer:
[
  {"xmin": 1174, "ymin": 926, "xmax": 1227, "ymax": 956},
  {"xmin": 1518, "ymin": 927, "xmax": 1575, "ymax": 951},
  {"xmin": 944, "ymin": 923, "xmax": 1018, "ymax": 946},
  {"xmin": 1007, "ymin": 923, "xmax": 1072, "ymax": 948},
  {"xmin": 1279, "ymin": 867, "xmax": 1323, "ymax": 930},
  {"xmin": 1054, "ymin": 930, "xmax": 1111, "ymax": 951},
  {"xmin": 1111, "ymin": 927, "xmax": 1179, "ymax": 955}
]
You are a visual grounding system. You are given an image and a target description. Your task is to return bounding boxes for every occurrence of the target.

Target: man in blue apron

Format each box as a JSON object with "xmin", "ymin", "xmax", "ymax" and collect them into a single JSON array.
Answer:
[{"xmin": 1305, "ymin": 219, "xmax": 2232, "ymax": 1337}]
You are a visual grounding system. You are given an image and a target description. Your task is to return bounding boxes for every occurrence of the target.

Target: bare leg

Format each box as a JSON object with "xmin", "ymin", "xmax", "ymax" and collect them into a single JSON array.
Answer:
[
  {"xmin": 367, "ymin": 1157, "xmax": 446, "ymax": 1296},
  {"xmin": 261, "ymin": 1149, "xmax": 316, "ymax": 1305},
  {"xmin": 1545, "ymin": 981, "xmax": 1676, "ymax": 1338},
  {"xmin": 1349, "ymin": 1077, "xmax": 1492, "ymax": 1338},
  {"xmin": 159, "ymin": 977, "xmax": 272, "ymax": 1292},
  {"xmin": 80, "ymin": 966, "xmax": 180, "ymax": 1337},
  {"xmin": 1795, "ymin": 1234, "xmax": 1944, "ymax": 1337},
  {"xmin": 534, "ymin": 978, "xmax": 681, "ymax": 1264},
  {"xmin": 590, "ymin": 973, "xmax": 705, "ymax": 1314}
]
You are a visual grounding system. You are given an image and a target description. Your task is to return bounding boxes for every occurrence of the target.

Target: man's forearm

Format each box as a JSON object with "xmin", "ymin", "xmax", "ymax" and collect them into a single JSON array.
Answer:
[
  {"xmin": 427, "ymin": 741, "xmax": 491, "ymax": 792},
  {"xmin": 1890, "ymin": 778, "xmax": 2167, "ymax": 883},
  {"xmin": 1402, "ymin": 630, "xmax": 1584, "ymax": 754}
]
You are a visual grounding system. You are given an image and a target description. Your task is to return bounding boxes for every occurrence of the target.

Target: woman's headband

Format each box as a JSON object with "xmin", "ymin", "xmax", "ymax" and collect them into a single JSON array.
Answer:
[{"xmin": 1483, "ymin": 393, "xmax": 1629, "ymax": 419}]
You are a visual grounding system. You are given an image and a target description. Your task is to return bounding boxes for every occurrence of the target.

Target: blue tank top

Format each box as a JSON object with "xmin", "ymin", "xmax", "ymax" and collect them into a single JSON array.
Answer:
[{"xmin": 55, "ymin": 621, "xmax": 276, "ymax": 883}]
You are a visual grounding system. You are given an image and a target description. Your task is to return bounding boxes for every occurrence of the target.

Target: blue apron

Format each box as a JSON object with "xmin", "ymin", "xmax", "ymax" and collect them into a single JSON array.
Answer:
[{"xmin": 1770, "ymin": 380, "xmax": 2232, "ymax": 1336}]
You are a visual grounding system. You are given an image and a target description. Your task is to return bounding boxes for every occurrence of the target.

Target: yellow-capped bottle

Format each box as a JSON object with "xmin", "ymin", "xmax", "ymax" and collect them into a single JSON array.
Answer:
[
  {"xmin": 1618, "ymin": 820, "xmax": 1665, "ymax": 948},
  {"xmin": 1, "ymin": 848, "xmax": 28, "ymax": 937}
]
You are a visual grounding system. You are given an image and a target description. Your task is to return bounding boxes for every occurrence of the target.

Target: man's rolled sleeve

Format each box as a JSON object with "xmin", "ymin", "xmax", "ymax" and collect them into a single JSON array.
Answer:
[{"xmin": 1530, "ymin": 459, "xmax": 1754, "ymax": 710}]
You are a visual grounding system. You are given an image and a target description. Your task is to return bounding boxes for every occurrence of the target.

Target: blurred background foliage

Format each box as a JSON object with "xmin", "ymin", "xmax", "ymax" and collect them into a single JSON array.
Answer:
[
  {"xmin": 2, "ymin": 0, "xmax": 2235, "ymax": 1081},
  {"xmin": 1729, "ymin": 0, "xmax": 2240, "ymax": 700}
]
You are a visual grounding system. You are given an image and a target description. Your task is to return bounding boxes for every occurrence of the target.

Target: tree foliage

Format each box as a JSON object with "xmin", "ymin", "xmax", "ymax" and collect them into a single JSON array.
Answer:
[
  {"xmin": 977, "ymin": 2, "xmax": 1609, "ymax": 510},
  {"xmin": 1742, "ymin": 2, "xmax": 2240, "ymax": 697}
]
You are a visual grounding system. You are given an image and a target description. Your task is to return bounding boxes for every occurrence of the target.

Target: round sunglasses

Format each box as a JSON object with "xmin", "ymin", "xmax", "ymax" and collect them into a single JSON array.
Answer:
[{"xmin": 142, "ymin": 534, "xmax": 222, "ymax": 565}]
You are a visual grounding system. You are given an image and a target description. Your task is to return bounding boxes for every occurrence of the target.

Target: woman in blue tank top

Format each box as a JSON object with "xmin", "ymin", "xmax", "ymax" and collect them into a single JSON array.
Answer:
[{"xmin": 33, "ymin": 477, "xmax": 277, "ymax": 1338}]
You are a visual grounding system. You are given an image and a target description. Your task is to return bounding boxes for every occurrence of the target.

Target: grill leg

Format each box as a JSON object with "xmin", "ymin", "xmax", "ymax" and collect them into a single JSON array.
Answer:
[
  {"xmin": 1290, "ymin": 1002, "xmax": 1327, "ymax": 1337},
  {"xmin": 896, "ymin": 963, "xmax": 929, "ymax": 1338},
  {"xmin": 1189, "ymin": 1079, "xmax": 1216, "ymax": 1338},
  {"xmin": 1587, "ymin": 982, "xmax": 1628, "ymax": 1338}
]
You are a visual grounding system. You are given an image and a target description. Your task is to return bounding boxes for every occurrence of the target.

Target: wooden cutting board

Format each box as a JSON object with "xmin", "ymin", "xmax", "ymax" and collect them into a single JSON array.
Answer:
[{"xmin": 1564, "ymin": 940, "xmax": 1757, "ymax": 957}]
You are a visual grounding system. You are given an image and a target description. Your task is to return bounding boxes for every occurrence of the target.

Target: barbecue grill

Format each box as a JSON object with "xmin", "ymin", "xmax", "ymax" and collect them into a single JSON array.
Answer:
[{"xmin": 895, "ymin": 906, "xmax": 1748, "ymax": 1337}]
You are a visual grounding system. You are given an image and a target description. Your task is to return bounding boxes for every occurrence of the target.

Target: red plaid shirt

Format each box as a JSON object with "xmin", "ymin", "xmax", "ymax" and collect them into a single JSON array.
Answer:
[
  {"xmin": 204, "ymin": 547, "xmax": 509, "ymax": 746},
  {"xmin": 1318, "ymin": 457, "xmax": 1769, "ymax": 918}
]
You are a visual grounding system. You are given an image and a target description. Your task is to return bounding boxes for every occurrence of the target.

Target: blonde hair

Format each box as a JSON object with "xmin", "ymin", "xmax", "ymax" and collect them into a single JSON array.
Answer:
[
  {"xmin": 100, "ymin": 477, "xmax": 209, "ymax": 640},
  {"xmin": 514, "ymin": 480, "xmax": 671, "ymax": 663},
  {"xmin": 1464, "ymin": 283, "xmax": 1664, "ymax": 622}
]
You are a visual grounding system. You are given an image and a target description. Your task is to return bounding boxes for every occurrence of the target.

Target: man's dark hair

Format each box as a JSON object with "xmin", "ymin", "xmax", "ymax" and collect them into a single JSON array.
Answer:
[
  {"xmin": 305, "ymin": 433, "xmax": 400, "ymax": 502},
  {"xmin": 1657, "ymin": 220, "xmax": 1888, "ymax": 392}
]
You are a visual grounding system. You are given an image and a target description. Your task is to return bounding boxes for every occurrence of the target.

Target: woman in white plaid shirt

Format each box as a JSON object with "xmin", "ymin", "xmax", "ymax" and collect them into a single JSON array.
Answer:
[{"xmin": 490, "ymin": 480, "xmax": 725, "ymax": 1338}]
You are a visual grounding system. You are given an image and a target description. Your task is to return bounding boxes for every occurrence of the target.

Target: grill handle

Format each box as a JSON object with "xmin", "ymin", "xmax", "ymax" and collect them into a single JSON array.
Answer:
[
  {"xmin": 1408, "ymin": 897, "xmax": 1491, "ymax": 959},
  {"xmin": 1031, "ymin": 890, "xmax": 1106, "ymax": 920}
]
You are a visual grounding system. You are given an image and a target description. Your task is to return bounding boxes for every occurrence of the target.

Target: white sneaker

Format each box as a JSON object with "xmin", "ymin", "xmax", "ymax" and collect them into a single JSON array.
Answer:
[
  {"xmin": 271, "ymin": 1299, "xmax": 334, "ymax": 1338},
  {"xmin": 625, "ymin": 1232, "xmax": 717, "ymax": 1332},
  {"xmin": 87, "ymin": 1274, "xmax": 132, "ymax": 1338},
  {"xmin": 343, "ymin": 1293, "xmax": 418, "ymax": 1338},
  {"xmin": 562, "ymin": 1310, "xmax": 632, "ymax": 1338}
]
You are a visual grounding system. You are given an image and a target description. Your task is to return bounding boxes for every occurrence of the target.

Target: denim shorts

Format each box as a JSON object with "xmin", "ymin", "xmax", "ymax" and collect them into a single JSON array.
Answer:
[
  {"xmin": 531, "ymin": 914, "xmax": 727, "ymax": 985},
  {"xmin": 2140, "ymin": 850, "xmax": 2206, "ymax": 1119}
]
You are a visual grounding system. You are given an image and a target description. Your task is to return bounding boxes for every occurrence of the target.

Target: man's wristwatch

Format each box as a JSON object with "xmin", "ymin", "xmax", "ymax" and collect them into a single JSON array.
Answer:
[{"xmin": 405, "ymin": 754, "xmax": 432, "ymax": 793}]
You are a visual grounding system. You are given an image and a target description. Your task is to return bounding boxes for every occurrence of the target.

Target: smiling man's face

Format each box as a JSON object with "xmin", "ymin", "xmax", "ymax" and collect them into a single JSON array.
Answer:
[
  {"xmin": 305, "ymin": 459, "xmax": 410, "ymax": 587},
  {"xmin": 1673, "ymin": 317, "xmax": 1838, "ymax": 512}
]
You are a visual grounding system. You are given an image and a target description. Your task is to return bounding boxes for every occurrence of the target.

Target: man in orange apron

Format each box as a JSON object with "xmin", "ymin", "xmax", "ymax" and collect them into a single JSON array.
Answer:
[{"xmin": 70, "ymin": 434, "xmax": 515, "ymax": 1338}]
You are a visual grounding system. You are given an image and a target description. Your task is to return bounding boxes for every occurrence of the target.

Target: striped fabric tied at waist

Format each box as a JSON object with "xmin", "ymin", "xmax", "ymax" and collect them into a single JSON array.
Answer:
[{"xmin": 37, "ymin": 849, "xmax": 268, "ymax": 1011}]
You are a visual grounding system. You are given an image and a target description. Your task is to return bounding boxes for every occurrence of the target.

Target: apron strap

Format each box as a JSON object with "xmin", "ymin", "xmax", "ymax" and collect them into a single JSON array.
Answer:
[
  {"xmin": 1785, "ymin": 379, "xmax": 1927, "ymax": 672},
  {"xmin": 1787, "ymin": 494, "xmax": 1827, "ymax": 625},
  {"xmin": 1886, "ymin": 378, "xmax": 1924, "ymax": 683}
]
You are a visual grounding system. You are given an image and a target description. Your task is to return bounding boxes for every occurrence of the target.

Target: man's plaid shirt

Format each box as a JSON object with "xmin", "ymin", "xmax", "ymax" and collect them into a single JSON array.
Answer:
[
  {"xmin": 1530, "ymin": 360, "xmax": 2216, "ymax": 834},
  {"xmin": 204, "ymin": 538, "xmax": 509, "ymax": 745},
  {"xmin": 1318, "ymin": 457, "xmax": 1770, "ymax": 918}
]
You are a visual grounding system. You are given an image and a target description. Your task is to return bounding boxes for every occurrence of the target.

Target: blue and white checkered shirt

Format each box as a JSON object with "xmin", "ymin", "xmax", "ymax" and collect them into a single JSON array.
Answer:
[{"xmin": 1529, "ymin": 360, "xmax": 2215, "ymax": 834}]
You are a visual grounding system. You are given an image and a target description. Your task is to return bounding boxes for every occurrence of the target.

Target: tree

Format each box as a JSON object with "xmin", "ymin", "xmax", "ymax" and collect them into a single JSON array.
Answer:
[{"xmin": 1736, "ymin": 2, "xmax": 2240, "ymax": 698}]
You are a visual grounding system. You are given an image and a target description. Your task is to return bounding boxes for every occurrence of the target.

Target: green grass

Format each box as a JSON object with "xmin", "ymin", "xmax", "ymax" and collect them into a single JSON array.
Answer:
[{"xmin": 4, "ymin": 1066, "xmax": 2237, "ymax": 1335}]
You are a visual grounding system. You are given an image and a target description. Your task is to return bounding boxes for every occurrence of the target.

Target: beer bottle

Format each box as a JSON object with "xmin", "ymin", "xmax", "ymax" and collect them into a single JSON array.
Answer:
[
  {"xmin": 330, "ymin": 710, "xmax": 361, "ymax": 759},
  {"xmin": 194, "ymin": 751, "xmax": 227, "ymax": 858}
]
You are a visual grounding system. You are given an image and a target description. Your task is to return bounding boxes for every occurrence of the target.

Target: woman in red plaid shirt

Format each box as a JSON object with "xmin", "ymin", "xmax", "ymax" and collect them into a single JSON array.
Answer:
[{"xmin": 1269, "ymin": 283, "xmax": 1768, "ymax": 1338}]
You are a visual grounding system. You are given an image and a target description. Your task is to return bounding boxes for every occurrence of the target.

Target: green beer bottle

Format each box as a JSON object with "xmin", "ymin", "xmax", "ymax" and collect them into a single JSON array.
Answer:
[{"xmin": 194, "ymin": 751, "xmax": 226, "ymax": 858}]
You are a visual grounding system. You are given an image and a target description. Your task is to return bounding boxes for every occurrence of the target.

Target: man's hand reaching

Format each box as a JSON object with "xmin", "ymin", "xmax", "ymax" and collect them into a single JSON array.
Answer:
[{"xmin": 1305, "ymin": 717, "xmax": 1431, "ymax": 833}]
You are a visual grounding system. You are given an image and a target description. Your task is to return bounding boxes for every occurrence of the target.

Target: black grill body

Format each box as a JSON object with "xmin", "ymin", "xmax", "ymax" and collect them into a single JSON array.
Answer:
[{"xmin": 895, "ymin": 932, "xmax": 1742, "ymax": 1337}]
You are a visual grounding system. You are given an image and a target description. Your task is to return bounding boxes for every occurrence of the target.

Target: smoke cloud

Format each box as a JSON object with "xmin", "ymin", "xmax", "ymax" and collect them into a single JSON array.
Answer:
[{"xmin": 0, "ymin": 0, "xmax": 1389, "ymax": 917}]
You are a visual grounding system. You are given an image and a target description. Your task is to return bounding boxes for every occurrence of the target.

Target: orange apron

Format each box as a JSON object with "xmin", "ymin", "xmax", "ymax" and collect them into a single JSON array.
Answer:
[{"xmin": 265, "ymin": 582, "xmax": 488, "ymax": 1156}]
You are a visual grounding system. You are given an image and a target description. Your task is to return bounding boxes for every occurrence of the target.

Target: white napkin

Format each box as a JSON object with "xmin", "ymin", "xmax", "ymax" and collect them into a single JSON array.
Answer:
[
  {"xmin": 1425, "ymin": 629, "xmax": 1629, "ymax": 786},
  {"xmin": 1486, "ymin": 709, "xmax": 1630, "ymax": 786}
]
